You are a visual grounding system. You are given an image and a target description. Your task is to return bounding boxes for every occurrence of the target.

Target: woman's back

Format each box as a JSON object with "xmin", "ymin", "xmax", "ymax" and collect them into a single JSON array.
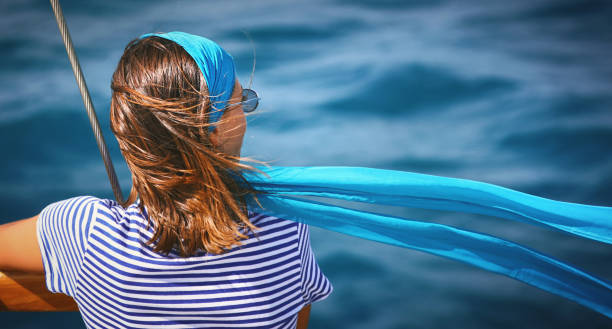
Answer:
[
  {"xmin": 0, "ymin": 31, "xmax": 332, "ymax": 328},
  {"xmin": 38, "ymin": 196, "xmax": 331, "ymax": 328}
]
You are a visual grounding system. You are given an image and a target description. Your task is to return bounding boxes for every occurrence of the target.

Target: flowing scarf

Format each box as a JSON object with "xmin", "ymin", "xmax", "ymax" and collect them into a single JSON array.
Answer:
[
  {"xmin": 244, "ymin": 166, "xmax": 612, "ymax": 318},
  {"xmin": 138, "ymin": 31, "xmax": 612, "ymax": 319}
]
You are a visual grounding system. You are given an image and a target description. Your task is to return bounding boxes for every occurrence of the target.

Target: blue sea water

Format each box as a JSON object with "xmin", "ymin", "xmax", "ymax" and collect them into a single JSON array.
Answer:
[{"xmin": 1, "ymin": 0, "xmax": 611, "ymax": 328}]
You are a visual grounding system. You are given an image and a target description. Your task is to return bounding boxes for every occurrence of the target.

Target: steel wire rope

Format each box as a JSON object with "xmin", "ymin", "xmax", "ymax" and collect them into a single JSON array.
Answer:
[{"xmin": 49, "ymin": 0, "xmax": 124, "ymax": 203}]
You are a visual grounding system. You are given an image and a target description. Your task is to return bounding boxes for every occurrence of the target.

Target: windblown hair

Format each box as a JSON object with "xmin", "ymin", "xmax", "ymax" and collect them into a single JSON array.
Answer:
[{"xmin": 110, "ymin": 36, "xmax": 259, "ymax": 256}]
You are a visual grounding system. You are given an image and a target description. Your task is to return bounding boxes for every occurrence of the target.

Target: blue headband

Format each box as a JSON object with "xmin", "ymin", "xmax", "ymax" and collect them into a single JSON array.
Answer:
[{"xmin": 139, "ymin": 31, "xmax": 236, "ymax": 132}]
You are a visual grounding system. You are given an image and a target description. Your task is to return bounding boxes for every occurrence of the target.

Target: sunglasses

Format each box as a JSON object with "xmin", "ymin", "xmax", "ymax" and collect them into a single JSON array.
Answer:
[{"xmin": 240, "ymin": 88, "xmax": 259, "ymax": 113}]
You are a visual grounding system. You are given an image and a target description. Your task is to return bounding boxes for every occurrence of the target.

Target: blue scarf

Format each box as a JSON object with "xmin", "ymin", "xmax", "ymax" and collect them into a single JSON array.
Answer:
[
  {"xmin": 245, "ymin": 166, "xmax": 612, "ymax": 318},
  {"xmin": 138, "ymin": 31, "xmax": 612, "ymax": 318}
]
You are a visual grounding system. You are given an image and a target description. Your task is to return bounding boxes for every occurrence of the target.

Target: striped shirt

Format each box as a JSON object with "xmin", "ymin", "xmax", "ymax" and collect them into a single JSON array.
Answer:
[{"xmin": 37, "ymin": 196, "xmax": 332, "ymax": 329}]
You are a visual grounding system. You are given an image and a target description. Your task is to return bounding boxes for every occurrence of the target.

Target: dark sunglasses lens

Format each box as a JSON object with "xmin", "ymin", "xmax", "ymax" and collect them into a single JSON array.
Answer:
[{"xmin": 242, "ymin": 89, "xmax": 258, "ymax": 113}]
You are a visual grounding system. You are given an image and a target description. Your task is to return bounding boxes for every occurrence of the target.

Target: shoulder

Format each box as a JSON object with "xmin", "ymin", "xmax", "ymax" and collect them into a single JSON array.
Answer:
[
  {"xmin": 44, "ymin": 196, "xmax": 144, "ymax": 224},
  {"xmin": 246, "ymin": 211, "xmax": 302, "ymax": 240},
  {"xmin": 41, "ymin": 195, "xmax": 103, "ymax": 214},
  {"xmin": 39, "ymin": 196, "xmax": 107, "ymax": 230},
  {"xmin": 37, "ymin": 196, "xmax": 119, "ymax": 296},
  {"xmin": 38, "ymin": 196, "xmax": 132, "ymax": 246},
  {"xmin": 248, "ymin": 211, "xmax": 298, "ymax": 226}
]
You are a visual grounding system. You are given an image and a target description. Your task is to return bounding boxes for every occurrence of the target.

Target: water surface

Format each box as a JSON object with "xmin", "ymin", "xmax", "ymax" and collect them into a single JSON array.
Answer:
[{"xmin": 1, "ymin": 0, "xmax": 611, "ymax": 328}]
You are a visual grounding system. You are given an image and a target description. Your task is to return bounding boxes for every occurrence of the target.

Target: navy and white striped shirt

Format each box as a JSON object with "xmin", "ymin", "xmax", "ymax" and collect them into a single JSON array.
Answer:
[{"xmin": 37, "ymin": 196, "xmax": 332, "ymax": 328}]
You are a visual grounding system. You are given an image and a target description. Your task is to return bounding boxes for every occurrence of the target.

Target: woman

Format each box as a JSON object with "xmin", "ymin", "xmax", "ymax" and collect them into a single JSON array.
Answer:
[{"xmin": 0, "ymin": 31, "xmax": 332, "ymax": 328}]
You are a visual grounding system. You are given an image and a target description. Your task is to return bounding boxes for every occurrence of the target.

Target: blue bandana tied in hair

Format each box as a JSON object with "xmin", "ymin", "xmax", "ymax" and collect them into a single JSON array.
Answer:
[{"xmin": 139, "ymin": 31, "xmax": 236, "ymax": 132}]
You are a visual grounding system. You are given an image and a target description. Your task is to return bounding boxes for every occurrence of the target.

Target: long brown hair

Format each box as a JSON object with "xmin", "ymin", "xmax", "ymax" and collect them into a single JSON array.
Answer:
[{"xmin": 110, "ymin": 36, "xmax": 259, "ymax": 256}]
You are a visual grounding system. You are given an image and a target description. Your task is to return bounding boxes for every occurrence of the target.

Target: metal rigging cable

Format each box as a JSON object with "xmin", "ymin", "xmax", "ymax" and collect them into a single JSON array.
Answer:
[{"xmin": 49, "ymin": 0, "xmax": 124, "ymax": 203}]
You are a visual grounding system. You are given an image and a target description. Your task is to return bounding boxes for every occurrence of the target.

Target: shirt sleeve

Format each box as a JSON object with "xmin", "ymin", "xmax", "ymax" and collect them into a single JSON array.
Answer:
[
  {"xmin": 297, "ymin": 223, "xmax": 333, "ymax": 304},
  {"xmin": 36, "ymin": 196, "xmax": 99, "ymax": 297}
]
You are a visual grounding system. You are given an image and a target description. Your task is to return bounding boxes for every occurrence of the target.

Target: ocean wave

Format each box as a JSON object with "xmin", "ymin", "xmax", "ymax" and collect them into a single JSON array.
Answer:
[{"xmin": 322, "ymin": 63, "xmax": 517, "ymax": 116}]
